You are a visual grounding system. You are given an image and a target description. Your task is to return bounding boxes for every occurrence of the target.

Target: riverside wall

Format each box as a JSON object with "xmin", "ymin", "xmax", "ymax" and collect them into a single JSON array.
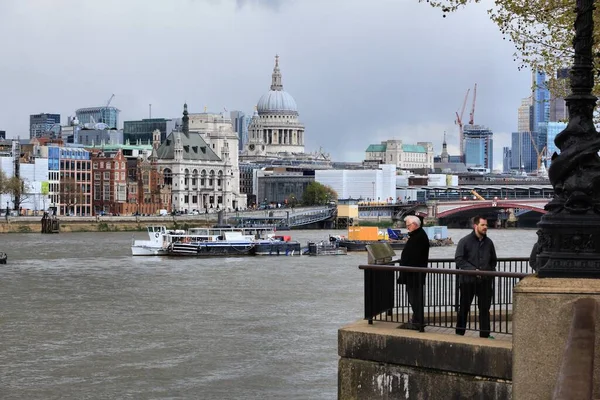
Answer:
[
  {"xmin": 339, "ymin": 320, "xmax": 512, "ymax": 400},
  {"xmin": 0, "ymin": 215, "xmax": 218, "ymax": 234}
]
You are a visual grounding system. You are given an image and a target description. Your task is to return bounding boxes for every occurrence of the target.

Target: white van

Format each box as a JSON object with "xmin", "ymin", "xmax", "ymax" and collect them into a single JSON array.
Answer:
[{"xmin": 158, "ymin": 209, "xmax": 169, "ymax": 216}]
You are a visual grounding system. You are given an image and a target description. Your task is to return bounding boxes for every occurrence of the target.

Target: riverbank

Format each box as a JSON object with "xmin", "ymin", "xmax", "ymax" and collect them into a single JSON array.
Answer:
[{"xmin": 0, "ymin": 215, "xmax": 218, "ymax": 233}]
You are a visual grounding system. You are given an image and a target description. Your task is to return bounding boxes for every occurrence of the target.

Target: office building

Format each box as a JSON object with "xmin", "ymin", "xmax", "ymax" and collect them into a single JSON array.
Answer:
[
  {"xmin": 123, "ymin": 118, "xmax": 176, "ymax": 145},
  {"xmin": 0, "ymin": 131, "xmax": 5, "ymax": 140},
  {"xmin": 511, "ymin": 131, "xmax": 538, "ymax": 172},
  {"xmin": 518, "ymin": 97, "xmax": 533, "ymax": 132},
  {"xmin": 230, "ymin": 111, "xmax": 251, "ymax": 152},
  {"xmin": 549, "ymin": 68, "xmax": 569, "ymax": 122},
  {"xmin": 30, "ymin": 113, "xmax": 61, "ymax": 139},
  {"xmin": 532, "ymin": 71, "xmax": 550, "ymax": 131},
  {"xmin": 47, "ymin": 146, "xmax": 92, "ymax": 216},
  {"xmin": 76, "ymin": 106, "xmax": 120, "ymax": 129},
  {"xmin": 546, "ymin": 122, "xmax": 568, "ymax": 167},
  {"xmin": 365, "ymin": 140, "xmax": 434, "ymax": 171},
  {"xmin": 316, "ymin": 164, "xmax": 397, "ymax": 202},
  {"xmin": 462, "ymin": 125, "xmax": 493, "ymax": 170},
  {"xmin": 155, "ymin": 104, "xmax": 246, "ymax": 213},
  {"xmin": 502, "ymin": 147, "xmax": 512, "ymax": 173}
]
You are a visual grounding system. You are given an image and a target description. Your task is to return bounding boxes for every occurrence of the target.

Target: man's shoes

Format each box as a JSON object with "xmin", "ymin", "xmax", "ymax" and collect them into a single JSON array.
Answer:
[{"xmin": 399, "ymin": 322, "xmax": 423, "ymax": 331}]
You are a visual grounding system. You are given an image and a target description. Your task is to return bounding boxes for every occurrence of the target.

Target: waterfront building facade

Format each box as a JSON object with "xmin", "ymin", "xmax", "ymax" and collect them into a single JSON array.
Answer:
[
  {"xmin": 316, "ymin": 164, "xmax": 397, "ymax": 202},
  {"xmin": 76, "ymin": 106, "xmax": 120, "ymax": 129},
  {"xmin": 462, "ymin": 125, "xmax": 493, "ymax": 170},
  {"xmin": 90, "ymin": 149, "xmax": 127, "ymax": 216},
  {"xmin": 365, "ymin": 140, "xmax": 434, "ymax": 171},
  {"xmin": 30, "ymin": 113, "xmax": 61, "ymax": 139},
  {"xmin": 123, "ymin": 118, "xmax": 176, "ymax": 145},
  {"xmin": 0, "ymin": 142, "xmax": 50, "ymax": 214},
  {"xmin": 244, "ymin": 56, "xmax": 305, "ymax": 157},
  {"xmin": 47, "ymin": 146, "xmax": 92, "ymax": 216},
  {"xmin": 255, "ymin": 169, "xmax": 314, "ymax": 206},
  {"xmin": 156, "ymin": 104, "xmax": 246, "ymax": 213}
]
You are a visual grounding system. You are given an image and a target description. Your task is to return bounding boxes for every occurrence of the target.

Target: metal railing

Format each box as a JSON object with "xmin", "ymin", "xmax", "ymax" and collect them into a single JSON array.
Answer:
[{"xmin": 359, "ymin": 258, "xmax": 532, "ymax": 335}]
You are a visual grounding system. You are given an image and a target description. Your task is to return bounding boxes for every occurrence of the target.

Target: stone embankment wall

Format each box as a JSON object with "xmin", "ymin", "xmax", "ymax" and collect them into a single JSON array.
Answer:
[
  {"xmin": 0, "ymin": 215, "xmax": 218, "ymax": 234},
  {"xmin": 339, "ymin": 321, "xmax": 512, "ymax": 399}
]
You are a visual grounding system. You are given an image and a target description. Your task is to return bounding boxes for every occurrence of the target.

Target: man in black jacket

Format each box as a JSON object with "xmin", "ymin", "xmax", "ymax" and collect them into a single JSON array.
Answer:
[
  {"xmin": 399, "ymin": 215, "xmax": 430, "ymax": 331},
  {"xmin": 455, "ymin": 215, "xmax": 497, "ymax": 338}
]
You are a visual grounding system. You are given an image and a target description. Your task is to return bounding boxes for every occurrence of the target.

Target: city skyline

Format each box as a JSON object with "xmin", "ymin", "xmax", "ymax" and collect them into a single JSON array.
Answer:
[{"xmin": 0, "ymin": 0, "xmax": 530, "ymax": 167}]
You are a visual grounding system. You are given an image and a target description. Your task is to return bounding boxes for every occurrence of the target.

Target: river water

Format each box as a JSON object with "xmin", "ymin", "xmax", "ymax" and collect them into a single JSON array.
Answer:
[{"xmin": 0, "ymin": 228, "xmax": 537, "ymax": 399}]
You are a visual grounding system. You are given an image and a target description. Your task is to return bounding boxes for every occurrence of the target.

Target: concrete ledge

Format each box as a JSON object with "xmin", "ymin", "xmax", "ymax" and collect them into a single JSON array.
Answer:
[
  {"xmin": 339, "ymin": 320, "xmax": 512, "ymax": 380},
  {"xmin": 339, "ymin": 358, "xmax": 512, "ymax": 400}
]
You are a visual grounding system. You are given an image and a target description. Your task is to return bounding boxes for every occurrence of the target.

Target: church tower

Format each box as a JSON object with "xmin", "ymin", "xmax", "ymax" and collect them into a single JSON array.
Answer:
[{"xmin": 441, "ymin": 132, "xmax": 449, "ymax": 163}]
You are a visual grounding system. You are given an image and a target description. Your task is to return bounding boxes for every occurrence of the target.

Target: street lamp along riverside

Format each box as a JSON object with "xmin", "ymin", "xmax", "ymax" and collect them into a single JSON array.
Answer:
[{"xmin": 535, "ymin": 0, "xmax": 600, "ymax": 278}]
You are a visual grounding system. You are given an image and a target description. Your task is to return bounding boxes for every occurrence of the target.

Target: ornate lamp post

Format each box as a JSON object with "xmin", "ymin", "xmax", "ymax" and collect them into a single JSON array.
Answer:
[{"xmin": 535, "ymin": 0, "xmax": 600, "ymax": 277}]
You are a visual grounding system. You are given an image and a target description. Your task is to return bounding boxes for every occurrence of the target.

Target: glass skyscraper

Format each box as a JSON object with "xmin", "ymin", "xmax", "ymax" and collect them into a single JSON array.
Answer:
[
  {"xmin": 463, "ymin": 125, "xmax": 493, "ymax": 169},
  {"xmin": 76, "ymin": 107, "xmax": 120, "ymax": 129},
  {"xmin": 30, "ymin": 113, "xmax": 61, "ymax": 139},
  {"xmin": 532, "ymin": 71, "xmax": 550, "ymax": 151},
  {"xmin": 123, "ymin": 118, "xmax": 176, "ymax": 145},
  {"xmin": 511, "ymin": 131, "xmax": 538, "ymax": 172},
  {"xmin": 545, "ymin": 122, "xmax": 568, "ymax": 168}
]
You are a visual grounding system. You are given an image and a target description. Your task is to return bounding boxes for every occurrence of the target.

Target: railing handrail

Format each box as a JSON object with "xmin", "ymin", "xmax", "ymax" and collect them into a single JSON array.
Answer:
[
  {"xmin": 359, "ymin": 264, "xmax": 529, "ymax": 279},
  {"xmin": 426, "ymin": 257, "xmax": 530, "ymax": 263}
]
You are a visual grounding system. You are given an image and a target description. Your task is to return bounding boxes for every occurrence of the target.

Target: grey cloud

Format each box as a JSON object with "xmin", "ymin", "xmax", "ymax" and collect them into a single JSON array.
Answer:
[
  {"xmin": 0, "ymin": 0, "xmax": 529, "ymax": 164},
  {"xmin": 234, "ymin": 0, "xmax": 285, "ymax": 10}
]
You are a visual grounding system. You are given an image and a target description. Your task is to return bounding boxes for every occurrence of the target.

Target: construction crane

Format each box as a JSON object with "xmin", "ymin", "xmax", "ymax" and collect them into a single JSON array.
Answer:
[
  {"xmin": 455, "ymin": 88, "xmax": 470, "ymax": 159},
  {"xmin": 102, "ymin": 94, "xmax": 115, "ymax": 126},
  {"xmin": 527, "ymin": 131, "xmax": 547, "ymax": 175},
  {"xmin": 468, "ymin": 83, "xmax": 477, "ymax": 125}
]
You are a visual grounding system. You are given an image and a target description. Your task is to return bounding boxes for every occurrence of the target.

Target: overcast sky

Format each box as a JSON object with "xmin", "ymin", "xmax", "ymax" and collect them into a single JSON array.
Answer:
[{"xmin": 0, "ymin": 0, "xmax": 531, "ymax": 169}]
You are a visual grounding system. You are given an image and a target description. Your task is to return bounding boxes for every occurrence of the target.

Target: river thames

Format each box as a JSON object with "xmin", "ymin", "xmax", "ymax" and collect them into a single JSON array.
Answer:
[{"xmin": 0, "ymin": 228, "xmax": 537, "ymax": 399}]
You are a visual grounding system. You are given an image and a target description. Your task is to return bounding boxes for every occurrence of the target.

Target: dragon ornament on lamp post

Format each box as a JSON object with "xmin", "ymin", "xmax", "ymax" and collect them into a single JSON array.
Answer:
[{"xmin": 536, "ymin": 0, "xmax": 600, "ymax": 277}]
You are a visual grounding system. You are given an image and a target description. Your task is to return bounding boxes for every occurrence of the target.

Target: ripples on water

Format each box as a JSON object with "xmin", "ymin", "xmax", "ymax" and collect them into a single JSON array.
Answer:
[{"xmin": 0, "ymin": 228, "xmax": 537, "ymax": 399}]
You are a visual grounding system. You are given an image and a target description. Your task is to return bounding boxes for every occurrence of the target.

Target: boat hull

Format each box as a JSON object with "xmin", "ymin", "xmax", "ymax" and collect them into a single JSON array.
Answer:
[
  {"xmin": 167, "ymin": 242, "xmax": 256, "ymax": 256},
  {"xmin": 305, "ymin": 242, "xmax": 347, "ymax": 256},
  {"xmin": 131, "ymin": 246, "xmax": 167, "ymax": 256},
  {"xmin": 254, "ymin": 241, "xmax": 302, "ymax": 256}
]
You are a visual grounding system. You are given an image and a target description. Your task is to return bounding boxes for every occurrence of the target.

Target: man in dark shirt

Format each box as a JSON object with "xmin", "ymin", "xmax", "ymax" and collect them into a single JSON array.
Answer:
[
  {"xmin": 399, "ymin": 215, "xmax": 430, "ymax": 332},
  {"xmin": 455, "ymin": 215, "xmax": 497, "ymax": 338}
]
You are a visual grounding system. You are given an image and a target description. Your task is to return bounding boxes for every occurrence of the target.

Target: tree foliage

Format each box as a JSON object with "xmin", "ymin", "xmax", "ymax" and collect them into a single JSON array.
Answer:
[
  {"xmin": 59, "ymin": 177, "xmax": 85, "ymax": 212},
  {"xmin": 0, "ymin": 170, "xmax": 30, "ymax": 210},
  {"xmin": 302, "ymin": 182, "xmax": 338, "ymax": 206},
  {"xmin": 419, "ymin": 0, "xmax": 600, "ymax": 97}
]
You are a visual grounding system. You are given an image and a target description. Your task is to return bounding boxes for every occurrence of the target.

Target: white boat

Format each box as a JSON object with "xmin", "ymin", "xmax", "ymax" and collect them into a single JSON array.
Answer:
[
  {"xmin": 131, "ymin": 226, "xmax": 302, "ymax": 257},
  {"xmin": 131, "ymin": 226, "xmax": 258, "ymax": 257},
  {"xmin": 131, "ymin": 226, "xmax": 185, "ymax": 256}
]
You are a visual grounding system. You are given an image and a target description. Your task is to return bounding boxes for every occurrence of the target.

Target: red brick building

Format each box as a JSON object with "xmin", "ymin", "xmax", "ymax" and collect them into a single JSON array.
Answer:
[{"xmin": 91, "ymin": 149, "xmax": 127, "ymax": 215}]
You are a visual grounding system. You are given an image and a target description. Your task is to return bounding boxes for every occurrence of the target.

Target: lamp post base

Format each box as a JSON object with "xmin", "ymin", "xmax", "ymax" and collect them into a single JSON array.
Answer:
[{"xmin": 537, "ymin": 212, "xmax": 600, "ymax": 278}]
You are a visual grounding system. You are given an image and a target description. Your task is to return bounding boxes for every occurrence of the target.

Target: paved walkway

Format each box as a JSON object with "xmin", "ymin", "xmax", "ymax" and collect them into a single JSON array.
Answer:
[{"xmin": 421, "ymin": 324, "xmax": 512, "ymax": 342}]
